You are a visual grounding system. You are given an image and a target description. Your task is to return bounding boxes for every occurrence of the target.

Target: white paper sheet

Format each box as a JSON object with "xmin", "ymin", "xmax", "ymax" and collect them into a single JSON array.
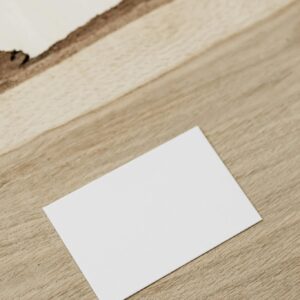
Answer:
[
  {"xmin": 0, "ymin": 0, "xmax": 122, "ymax": 57},
  {"xmin": 44, "ymin": 127, "xmax": 261, "ymax": 300}
]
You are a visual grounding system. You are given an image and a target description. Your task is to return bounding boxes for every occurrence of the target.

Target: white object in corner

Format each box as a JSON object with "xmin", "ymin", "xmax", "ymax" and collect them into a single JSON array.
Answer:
[{"xmin": 0, "ymin": 0, "xmax": 122, "ymax": 57}]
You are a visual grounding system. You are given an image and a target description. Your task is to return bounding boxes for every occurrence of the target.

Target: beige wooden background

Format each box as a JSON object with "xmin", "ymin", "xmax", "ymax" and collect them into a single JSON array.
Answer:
[{"xmin": 0, "ymin": 0, "xmax": 299, "ymax": 299}]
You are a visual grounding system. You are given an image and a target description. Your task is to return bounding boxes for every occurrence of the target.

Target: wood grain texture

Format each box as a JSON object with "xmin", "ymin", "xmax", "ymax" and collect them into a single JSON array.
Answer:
[
  {"xmin": 0, "ymin": 0, "xmax": 292, "ymax": 156},
  {"xmin": 1, "ymin": 0, "xmax": 300, "ymax": 299}
]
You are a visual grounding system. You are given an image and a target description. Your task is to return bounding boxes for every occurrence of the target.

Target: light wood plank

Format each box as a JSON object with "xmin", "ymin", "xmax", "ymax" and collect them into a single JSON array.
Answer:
[{"xmin": 0, "ymin": 0, "xmax": 291, "ymax": 156}]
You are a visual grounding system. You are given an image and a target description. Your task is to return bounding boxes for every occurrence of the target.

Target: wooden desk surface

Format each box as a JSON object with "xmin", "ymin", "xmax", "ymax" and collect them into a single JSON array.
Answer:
[{"xmin": 0, "ymin": 0, "xmax": 299, "ymax": 299}]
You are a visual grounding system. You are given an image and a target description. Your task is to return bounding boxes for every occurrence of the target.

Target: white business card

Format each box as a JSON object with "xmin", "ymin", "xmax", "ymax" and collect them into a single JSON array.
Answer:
[{"xmin": 44, "ymin": 127, "xmax": 261, "ymax": 300}]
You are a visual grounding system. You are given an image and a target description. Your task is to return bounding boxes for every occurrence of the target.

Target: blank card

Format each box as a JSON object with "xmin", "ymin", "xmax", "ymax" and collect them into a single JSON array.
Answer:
[{"xmin": 44, "ymin": 127, "xmax": 261, "ymax": 300}]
